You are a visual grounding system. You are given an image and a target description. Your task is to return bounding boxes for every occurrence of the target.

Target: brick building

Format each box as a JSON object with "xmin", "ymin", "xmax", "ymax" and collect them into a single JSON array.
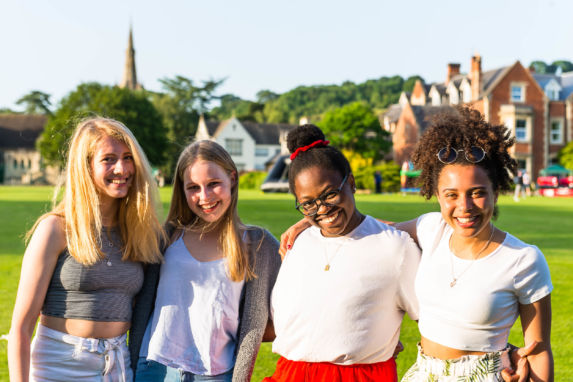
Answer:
[{"xmin": 384, "ymin": 55, "xmax": 573, "ymax": 178}]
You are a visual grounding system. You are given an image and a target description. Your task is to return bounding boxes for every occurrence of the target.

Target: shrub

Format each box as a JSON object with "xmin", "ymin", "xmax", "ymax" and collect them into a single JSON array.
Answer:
[
  {"xmin": 353, "ymin": 161, "xmax": 401, "ymax": 192},
  {"xmin": 239, "ymin": 171, "xmax": 268, "ymax": 190}
]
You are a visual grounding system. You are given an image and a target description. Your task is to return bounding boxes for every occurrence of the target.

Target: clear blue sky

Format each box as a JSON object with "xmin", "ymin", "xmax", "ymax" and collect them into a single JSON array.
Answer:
[{"xmin": 2, "ymin": 0, "xmax": 572, "ymax": 110}]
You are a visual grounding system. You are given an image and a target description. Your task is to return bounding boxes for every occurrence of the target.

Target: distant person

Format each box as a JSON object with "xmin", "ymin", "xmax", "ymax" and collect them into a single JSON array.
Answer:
[
  {"xmin": 513, "ymin": 170, "xmax": 523, "ymax": 202},
  {"xmin": 8, "ymin": 118, "xmax": 165, "ymax": 381},
  {"xmin": 522, "ymin": 170, "xmax": 531, "ymax": 197},
  {"xmin": 374, "ymin": 170, "xmax": 383, "ymax": 193},
  {"xmin": 130, "ymin": 140, "xmax": 281, "ymax": 382},
  {"xmin": 281, "ymin": 108, "xmax": 553, "ymax": 381}
]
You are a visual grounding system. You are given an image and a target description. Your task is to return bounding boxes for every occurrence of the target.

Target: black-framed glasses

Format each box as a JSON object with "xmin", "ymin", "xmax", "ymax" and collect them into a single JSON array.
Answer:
[
  {"xmin": 295, "ymin": 174, "xmax": 349, "ymax": 216},
  {"xmin": 437, "ymin": 146, "xmax": 486, "ymax": 164}
]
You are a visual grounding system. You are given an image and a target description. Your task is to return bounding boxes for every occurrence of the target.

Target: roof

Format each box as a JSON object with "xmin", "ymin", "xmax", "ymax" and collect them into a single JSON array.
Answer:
[
  {"xmin": 382, "ymin": 104, "xmax": 402, "ymax": 123},
  {"xmin": 560, "ymin": 72, "xmax": 573, "ymax": 99},
  {"xmin": 482, "ymin": 66, "xmax": 511, "ymax": 94},
  {"xmin": 532, "ymin": 73, "xmax": 560, "ymax": 89},
  {"xmin": 0, "ymin": 114, "xmax": 47, "ymax": 150},
  {"xmin": 431, "ymin": 83, "xmax": 447, "ymax": 96},
  {"xmin": 242, "ymin": 121, "xmax": 296, "ymax": 145},
  {"xmin": 205, "ymin": 118, "xmax": 297, "ymax": 145},
  {"xmin": 410, "ymin": 105, "xmax": 457, "ymax": 132}
]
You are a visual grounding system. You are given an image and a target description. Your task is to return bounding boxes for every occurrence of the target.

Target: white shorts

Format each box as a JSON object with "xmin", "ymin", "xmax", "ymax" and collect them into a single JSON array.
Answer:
[
  {"xmin": 401, "ymin": 344, "xmax": 511, "ymax": 382},
  {"xmin": 30, "ymin": 323, "xmax": 133, "ymax": 382}
]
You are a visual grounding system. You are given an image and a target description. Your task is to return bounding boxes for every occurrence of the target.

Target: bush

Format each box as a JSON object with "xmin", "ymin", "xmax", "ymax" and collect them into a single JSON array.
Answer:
[
  {"xmin": 353, "ymin": 161, "xmax": 401, "ymax": 192},
  {"xmin": 239, "ymin": 171, "xmax": 268, "ymax": 190}
]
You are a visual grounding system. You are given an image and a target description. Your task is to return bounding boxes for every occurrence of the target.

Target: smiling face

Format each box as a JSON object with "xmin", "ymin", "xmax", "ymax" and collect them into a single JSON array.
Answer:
[
  {"xmin": 91, "ymin": 135, "xmax": 134, "ymax": 206},
  {"xmin": 183, "ymin": 160, "xmax": 235, "ymax": 225},
  {"xmin": 294, "ymin": 166, "xmax": 359, "ymax": 237},
  {"xmin": 436, "ymin": 164, "xmax": 497, "ymax": 240}
]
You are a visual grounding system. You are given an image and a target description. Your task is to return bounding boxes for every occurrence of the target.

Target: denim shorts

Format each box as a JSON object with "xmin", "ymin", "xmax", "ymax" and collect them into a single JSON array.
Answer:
[
  {"xmin": 30, "ymin": 323, "xmax": 132, "ymax": 382},
  {"xmin": 135, "ymin": 357, "xmax": 233, "ymax": 382}
]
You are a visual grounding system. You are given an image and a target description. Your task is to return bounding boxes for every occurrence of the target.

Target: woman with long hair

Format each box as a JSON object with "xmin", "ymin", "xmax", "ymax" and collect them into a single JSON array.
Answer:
[
  {"xmin": 8, "ymin": 118, "xmax": 164, "ymax": 381},
  {"xmin": 129, "ymin": 140, "xmax": 281, "ymax": 382}
]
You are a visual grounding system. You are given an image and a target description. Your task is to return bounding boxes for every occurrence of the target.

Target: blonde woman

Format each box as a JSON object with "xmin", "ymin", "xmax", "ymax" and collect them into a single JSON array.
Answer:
[
  {"xmin": 8, "ymin": 118, "xmax": 164, "ymax": 381},
  {"xmin": 129, "ymin": 140, "xmax": 281, "ymax": 382}
]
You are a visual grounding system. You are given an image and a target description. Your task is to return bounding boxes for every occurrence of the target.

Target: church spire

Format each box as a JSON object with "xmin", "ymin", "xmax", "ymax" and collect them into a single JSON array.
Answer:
[{"xmin": 120, "ymin": 25, "xmax": 140, "ymax": 90}]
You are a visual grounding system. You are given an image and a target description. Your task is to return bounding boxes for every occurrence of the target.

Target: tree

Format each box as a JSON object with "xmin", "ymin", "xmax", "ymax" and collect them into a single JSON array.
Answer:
[
  {"xmin": 16, "ymin": 90, "xmax": 52, "ymax": 115},
  {"xmin": 150, "ymin": 75, "xmax": 223, "ymax": 179},
  {"xmin": 318, "ymin": 101, "xmax": 390, "ymax": 160},
  {"xmin": 38, "ymin": 83, "xmax": 167, "ymax": 167},
  {"xmin": 558, "ymin": 141, "xmax": 573, "ymax": 170},
  {"xmin": 530, "ymin": 61, "xmax": 548, "ymax": 74},
  {"xmin": 551, "ymin": 60, "xmax": 573, "ymax": 73}
]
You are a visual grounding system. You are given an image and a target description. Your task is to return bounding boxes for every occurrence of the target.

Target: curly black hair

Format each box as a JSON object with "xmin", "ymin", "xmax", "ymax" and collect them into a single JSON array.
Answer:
[
  {"xmin": 287, "ymin": 124, "xmax": 351, "ymax": 193},
  {"xmin": 412, "ymin": 106, "xmax": 517, "ymax": 199}
]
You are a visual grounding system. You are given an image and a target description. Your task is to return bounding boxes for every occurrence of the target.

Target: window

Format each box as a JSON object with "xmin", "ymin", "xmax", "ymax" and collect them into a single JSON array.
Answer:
[
  {"xmin": 255, "ymin": 147, "xmax": 269, "ymax": 157},
  {"xmin": 225, "ymin": 139, "xmax": 243, "ymax": 156},
  {"xmin": 515, "ymin": 119, "xmax": 527, "ymax": 141},
  {"xmin": 550, "ymin": 120, "xmax": 563, "ymax": 144},
  {"xmin": 13, "ymin": 159, "xmax": 17, "ymax": 169},
  {"xmin": 511, "ymin": 85, "xmax": 524, "ymax": 102}
]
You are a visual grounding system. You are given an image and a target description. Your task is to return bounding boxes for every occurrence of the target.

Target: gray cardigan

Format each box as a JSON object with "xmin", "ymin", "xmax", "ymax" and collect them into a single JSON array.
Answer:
[{"xmin": 129, "ymin": 226, "xmax": 281, "ymax": 382}]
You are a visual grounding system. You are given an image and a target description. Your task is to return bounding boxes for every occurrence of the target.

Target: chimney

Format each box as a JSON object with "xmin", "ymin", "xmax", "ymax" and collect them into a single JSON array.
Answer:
[
  {"xmin": 446, "ymin": 63, "xmax": 461, "ymax": 86},
  {"xmin": 470, "ymin": 54, "xmax": 482, "ymax": 101}
]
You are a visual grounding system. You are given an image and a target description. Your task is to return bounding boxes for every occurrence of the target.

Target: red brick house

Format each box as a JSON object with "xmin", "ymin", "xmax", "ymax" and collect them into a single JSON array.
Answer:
[{"xmin": 384, "ymin": 55, "xmax": 573, "ymax": 178}]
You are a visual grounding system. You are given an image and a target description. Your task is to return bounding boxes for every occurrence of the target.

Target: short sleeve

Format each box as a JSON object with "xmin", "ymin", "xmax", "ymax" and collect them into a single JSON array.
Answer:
[
  {"xmin": 396, "ymin": 232, "xmax": 421, "ymax": 320},
  {"xmin": 513, "ymin": 246, "xmax": 553, "ymax": 305},
  {"xmin": 415, "ymin": 212, "xmax": 446, "ymax": 253}
]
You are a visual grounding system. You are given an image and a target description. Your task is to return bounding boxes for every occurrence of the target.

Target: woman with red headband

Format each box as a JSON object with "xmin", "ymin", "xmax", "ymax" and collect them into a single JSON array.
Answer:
[{"xmin": 264, "ymin": 124, "xmax": 420, "ymax": 382}]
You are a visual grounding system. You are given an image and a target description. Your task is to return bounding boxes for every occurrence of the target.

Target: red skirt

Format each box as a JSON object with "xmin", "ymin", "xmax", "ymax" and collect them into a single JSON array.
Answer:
[{"xmin": 263, "ymin": 356, "xmax": 398, "ymax": 382}]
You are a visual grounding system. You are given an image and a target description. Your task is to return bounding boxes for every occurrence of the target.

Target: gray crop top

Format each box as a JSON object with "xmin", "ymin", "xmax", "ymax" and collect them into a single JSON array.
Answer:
[{"xmin": 41, "ymin": 227, "xmax": 144, "ymax": 322}]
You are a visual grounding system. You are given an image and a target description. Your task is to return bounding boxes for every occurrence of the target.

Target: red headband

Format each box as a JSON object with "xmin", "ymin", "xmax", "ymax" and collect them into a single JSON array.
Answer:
[{"xmin": 290, "ymin": 139, "xmax": 330, "ymax": 160}]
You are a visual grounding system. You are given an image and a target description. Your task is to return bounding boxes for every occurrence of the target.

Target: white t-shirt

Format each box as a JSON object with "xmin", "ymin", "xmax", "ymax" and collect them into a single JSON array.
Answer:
[
  {"xmin": 271, "ymin": 215, "xmax": 420, "ymax": 365},
  {"xmin": 144, "ymin": 235, "xmax": 245, "ymax": 375},
  {"xmin": 415, "ymin": 212, "xmax": 553, "ymax": 352}
]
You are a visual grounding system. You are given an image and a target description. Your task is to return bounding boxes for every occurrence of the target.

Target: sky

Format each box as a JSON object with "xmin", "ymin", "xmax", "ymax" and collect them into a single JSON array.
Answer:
[{"xmin": 2, "ymin": 0, "xmax": 573, "ymax": 110}]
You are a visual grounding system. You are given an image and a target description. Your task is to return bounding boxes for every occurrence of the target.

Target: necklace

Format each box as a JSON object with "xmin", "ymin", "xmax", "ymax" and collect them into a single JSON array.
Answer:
[
  {"xmin": 323, "ymin": 237, "xmax": 349, "ymax": 271},
  {"xmin": 449, "ymin": 223, "xmax": 494, "ymax": 287},
  {"xmin": 102, "ymin": 229, "xmax": 117, "ymax": 267}
]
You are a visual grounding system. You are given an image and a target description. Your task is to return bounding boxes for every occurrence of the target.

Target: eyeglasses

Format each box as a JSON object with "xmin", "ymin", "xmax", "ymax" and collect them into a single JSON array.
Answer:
[
  {"xmin": 295, "ymin": 174, "xmax": 348, "ymax": 216},
  {"xmin": 437, "ymin": 146, "xmax": 486, "ymax": 164}
]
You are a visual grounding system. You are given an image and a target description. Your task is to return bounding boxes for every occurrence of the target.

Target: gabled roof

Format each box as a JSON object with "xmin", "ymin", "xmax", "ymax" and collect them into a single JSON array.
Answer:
[
  {"xmin": 532, "ymin": 73, "xmax": 560, "ymax": 89},
  {"xmin": 430, "ymin": 83, "xmax": 447, "ymax": 96},
  {"xmin": 482, "ymin": 66, "xmax": 510, "ymax": 94},
  {"xmin": 242, "ymin": 122, "xmax": 296, "ymax": 145},
  {"xmin": 0, "ymin": 114, "xmax": 47, "ymax": 149},
  {"xmin": 411, "ymin": 105, "xmax": 457, "ymax": 133},
  {"xmin": 204, "ymin": 118, "xmax": 297, "ymax": 145}
]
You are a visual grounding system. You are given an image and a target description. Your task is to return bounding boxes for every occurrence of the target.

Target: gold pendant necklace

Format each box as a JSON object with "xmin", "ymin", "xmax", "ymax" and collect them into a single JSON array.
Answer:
[
  {"xmin": 323, "ymin": 238, "xmax": 349, "ymax": 271},
  {"xmin": 449, "ymin": 223, "xmax": 494, "ymax": 287}
]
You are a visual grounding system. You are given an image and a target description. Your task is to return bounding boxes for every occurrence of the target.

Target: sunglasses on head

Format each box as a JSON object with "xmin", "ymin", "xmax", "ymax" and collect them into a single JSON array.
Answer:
[{"xmin": 437, "ymin": 146, "xmax": 486, "ymax": 164}]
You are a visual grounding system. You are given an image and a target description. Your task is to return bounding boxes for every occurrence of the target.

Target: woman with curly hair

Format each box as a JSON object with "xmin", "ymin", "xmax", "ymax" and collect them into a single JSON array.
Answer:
[{"xmin": 280, "ymin": 107, "xmax": 553, "ymax": 381}]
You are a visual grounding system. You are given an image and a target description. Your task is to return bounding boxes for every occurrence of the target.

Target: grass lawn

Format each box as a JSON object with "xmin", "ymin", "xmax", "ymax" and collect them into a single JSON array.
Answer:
[{"xmin": 1, "ymin": 186, "xmax": 572, "ymax": 380}]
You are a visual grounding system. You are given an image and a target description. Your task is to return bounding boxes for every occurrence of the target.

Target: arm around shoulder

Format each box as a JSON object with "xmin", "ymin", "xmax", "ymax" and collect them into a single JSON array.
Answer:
[{"xmin": 8, "ymin": 215, "xmax": 66, "ymax": 382}]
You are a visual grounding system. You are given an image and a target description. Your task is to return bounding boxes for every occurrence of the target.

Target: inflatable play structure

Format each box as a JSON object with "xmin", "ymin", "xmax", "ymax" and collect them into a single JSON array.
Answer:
[
  {"xmin": 261, "ymin": 155, "xmax": 290, "ymax": 193},
  {"xmin": 536, "ymin": 164, "xmax": 573, "ymax": 197}
]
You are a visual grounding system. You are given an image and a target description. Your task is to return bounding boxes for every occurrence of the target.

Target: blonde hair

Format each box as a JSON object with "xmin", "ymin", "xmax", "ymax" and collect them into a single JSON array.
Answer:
[
  {"xmin": 30, "ymin": 117, "xmax": 165, "ymax": 265},
  {"xmin": 165, "ymin": 140, "xmax": 255, "ymax": 282}
]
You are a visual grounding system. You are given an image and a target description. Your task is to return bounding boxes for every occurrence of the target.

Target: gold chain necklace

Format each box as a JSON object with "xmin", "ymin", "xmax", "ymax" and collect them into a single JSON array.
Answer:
[
  {"xmin": 323, "ymin": 237, "xmax": 349, "ymax": 271},
  {"xmin": 449, "ymin": 223, "xmax": 494, "ymax": 287}
]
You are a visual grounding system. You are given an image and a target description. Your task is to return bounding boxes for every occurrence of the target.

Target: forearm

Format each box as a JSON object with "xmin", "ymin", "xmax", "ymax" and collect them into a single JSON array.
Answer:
[
  {"xmin": 528, "ymin": 349, "xmax": 553, "ymax": 382},
  {"xmin": 8, "ymin": 329, "xmax": 32, "ymax": 382}
]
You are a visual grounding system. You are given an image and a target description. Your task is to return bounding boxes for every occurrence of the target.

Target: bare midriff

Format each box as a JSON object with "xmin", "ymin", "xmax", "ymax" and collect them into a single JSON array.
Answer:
[
  {"xmin": 40, "ymin": 315, "xmax": 130, "ymax": 339},
  {"xmin": 421, "ymin": 336, "xmax": 487, "ymax": 360}
]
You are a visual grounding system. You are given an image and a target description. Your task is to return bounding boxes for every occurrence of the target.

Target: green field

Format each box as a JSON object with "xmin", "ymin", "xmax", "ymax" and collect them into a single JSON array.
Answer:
[{"xmin": 1, "ymin": 186, "xmax": 572, "ymax": 381}]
